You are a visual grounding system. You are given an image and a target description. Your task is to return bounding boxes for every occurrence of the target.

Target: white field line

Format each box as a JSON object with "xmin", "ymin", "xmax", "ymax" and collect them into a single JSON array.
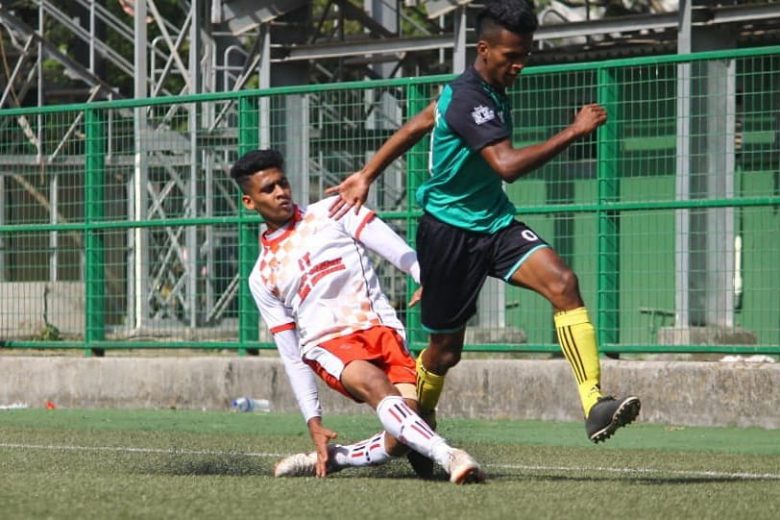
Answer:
[
  {"xmin": 0, "ymin": 442, "xmax": 285, "ymax": 459},
  {"xmin": 489, "ymin": 463, "xmax": 780, "ymax": 481},
  {"xmin": 1, "ymin": 442, "xmax": 778, "ymax": 481}
]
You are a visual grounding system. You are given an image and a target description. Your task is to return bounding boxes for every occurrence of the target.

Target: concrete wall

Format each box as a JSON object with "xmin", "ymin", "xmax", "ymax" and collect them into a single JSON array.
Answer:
[
  {"xmin": 0, "ymin": 282, "xmax": 84, "ymax": 338},
  {"xmin": 0, "ymin": 357, "xmax": 777, "ymax": 429}
]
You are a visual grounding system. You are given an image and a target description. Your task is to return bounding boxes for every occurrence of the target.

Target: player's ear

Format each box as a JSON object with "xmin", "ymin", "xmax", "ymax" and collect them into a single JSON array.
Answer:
[
  {"xmin": 241, "ymin": 194, "xmax": 255, "ymax": 211},
  {"xmin": 476, "ymin": 39, "xmax": 488, "ymax": 55}
]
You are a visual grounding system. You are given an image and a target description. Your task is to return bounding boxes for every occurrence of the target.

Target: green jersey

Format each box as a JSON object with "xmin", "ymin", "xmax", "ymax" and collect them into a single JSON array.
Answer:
[{"xmin": 416, "ymin": 67, "xmax": 516, "ymax": 233}]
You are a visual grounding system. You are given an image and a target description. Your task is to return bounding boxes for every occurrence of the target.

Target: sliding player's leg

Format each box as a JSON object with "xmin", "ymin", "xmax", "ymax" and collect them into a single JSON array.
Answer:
[
  {"xmin": 276, "ymin": 327, "xmax": 484, "ymax": 483},
  {"xmin": 340, "ymin": 359, "xmax": 484, "ymax": 484}
]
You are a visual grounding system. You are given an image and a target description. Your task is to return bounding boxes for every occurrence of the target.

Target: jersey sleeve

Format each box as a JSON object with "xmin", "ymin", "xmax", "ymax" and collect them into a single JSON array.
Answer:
[
  {"xmin": 274, "ymin": 329, "xmax": 322, "ymax": 423},
  {"xmin": 336, "ymin": 201, "xmax": 420, "ymax": 283},
  {"xmin": 249, "ymin": 263, "xmax": 321, "ymax": 423},
  {"xmin": 443, "ymin": 85, "xmax": 509, "ymax": 151},
  {"xmin": 337, "ymin": 200, "xmax": 378, "ymax": 243},
  {"xmin": 248, "ymin": 266, "xmax": 295, "ymax": 334}
]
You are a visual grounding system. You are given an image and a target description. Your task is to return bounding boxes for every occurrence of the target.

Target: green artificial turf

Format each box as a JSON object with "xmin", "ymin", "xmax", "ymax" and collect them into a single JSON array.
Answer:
[{"xmin": 1, "ymin": 409, "xmax": 778, "ymax": 519}]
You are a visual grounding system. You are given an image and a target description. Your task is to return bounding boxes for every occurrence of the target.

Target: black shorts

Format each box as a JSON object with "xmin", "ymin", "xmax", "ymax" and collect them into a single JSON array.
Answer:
[{"xmin": 416, "ymin": 213, "xmax": 550, "ymax": 332}]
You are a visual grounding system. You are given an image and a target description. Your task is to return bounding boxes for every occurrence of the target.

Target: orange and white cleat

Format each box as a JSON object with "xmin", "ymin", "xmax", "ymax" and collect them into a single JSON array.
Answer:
[{"xmin": 447, "ymin": 449, "xmax": 486, "ymax": 485}]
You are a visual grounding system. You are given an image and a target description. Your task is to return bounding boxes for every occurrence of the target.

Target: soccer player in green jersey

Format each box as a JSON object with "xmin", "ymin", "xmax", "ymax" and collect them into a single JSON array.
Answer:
[{"xmin": 327, "ymin": 0, "xmax": 640, "ymax": 465}]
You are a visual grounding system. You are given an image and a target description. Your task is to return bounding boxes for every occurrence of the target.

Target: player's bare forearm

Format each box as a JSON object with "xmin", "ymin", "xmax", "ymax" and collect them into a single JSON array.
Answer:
[
  {"xmin": 326, "ymin": 101, "xmax": 435, "ymax": 218},
  {"xmin": 362, "ymin": 102, "xmax": 435, "ymax": 181},
  {"xmin": 483, "ymin": 127, "xmax": 577, "ymax": 182},
  {"xmin": 408, "ymin": 286, "xmax": 422, "ymax": 308},
  {"xmin": 483, "ymin": 103, "xmax": 607, "ymax": 183}
]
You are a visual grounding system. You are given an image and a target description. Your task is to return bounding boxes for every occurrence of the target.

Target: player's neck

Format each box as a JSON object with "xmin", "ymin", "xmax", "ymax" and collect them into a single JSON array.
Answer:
[
  {"xmin": 265, "ymin": 218, "xmax": 289, "ymax": 233},
  {"xmin": 472, "ymin": 62, "xmax": 504, "ymax": 92}
]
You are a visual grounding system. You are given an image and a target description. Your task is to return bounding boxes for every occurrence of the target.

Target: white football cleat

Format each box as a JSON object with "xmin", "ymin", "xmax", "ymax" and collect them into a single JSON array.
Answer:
[
  {"xmin": 447, "ymin": 449, "xmax": 486, "ymax": 485},
  {"xmin": 273, "ymin": 448, "xmax": 344, "ymax": 478},
  {"xmin": 274, "ymin": 452, "xmax": 318, "ymax": 477}
]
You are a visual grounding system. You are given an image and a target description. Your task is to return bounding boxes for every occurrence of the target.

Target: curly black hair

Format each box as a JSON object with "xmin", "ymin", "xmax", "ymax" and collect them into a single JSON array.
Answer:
[
  {"xmin": 476, "ymin": 0, "xmax": 539, "ymax": 38},
  {"xmin": 230, "ymin": 149, "xmax": 285, "ymax": 190}
]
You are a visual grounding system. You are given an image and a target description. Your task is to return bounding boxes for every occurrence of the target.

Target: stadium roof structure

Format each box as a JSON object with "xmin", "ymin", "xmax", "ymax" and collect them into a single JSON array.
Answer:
[{"xmin": 0, "ymin": 0, "xmax": 778, "ymax": 105}]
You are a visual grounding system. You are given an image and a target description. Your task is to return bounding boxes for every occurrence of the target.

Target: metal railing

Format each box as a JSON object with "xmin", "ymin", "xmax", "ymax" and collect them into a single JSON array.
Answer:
[{"xmin": 0, "ymin": 45, "xmax": 778, "ymax": 356}]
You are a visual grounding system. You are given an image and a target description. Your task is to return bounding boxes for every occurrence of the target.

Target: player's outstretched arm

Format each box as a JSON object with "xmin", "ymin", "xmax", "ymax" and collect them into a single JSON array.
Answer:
[
  {"xmin": 342, "ymin": 207, "xmax": 420, "ymax": 284},
  {"xmin": 327, "ymin": 100, "xmax": 436, "ymax": 219},
  {"xmin": 482, "ymin": 103, "xmax": 607, "ymax": 183},
  {"xmin": 250, "ymin": 273, "xmax": 324, "ymax": 425},
  {"xmin": 274, "ymin": 328, "xmax": 323, "ymax": 425}
]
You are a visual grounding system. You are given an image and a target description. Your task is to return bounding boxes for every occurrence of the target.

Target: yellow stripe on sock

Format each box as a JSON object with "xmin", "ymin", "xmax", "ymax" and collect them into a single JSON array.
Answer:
[
  {"xmin": 556, "ymin": 326, "xmax": 585, "ymax": 384},
  {"xmin": 565, "ymin": 326, "xmax": 588, "ymax": 383},
  {"xmin": 559, "ymin": 325, "xmax": 586, "ymax": 383}
]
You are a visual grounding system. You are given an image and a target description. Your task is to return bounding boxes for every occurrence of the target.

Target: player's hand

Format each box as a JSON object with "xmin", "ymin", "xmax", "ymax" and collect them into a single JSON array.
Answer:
[
  {"xmin": 408, "ymin": 286, "xmax": 423, "ymax": 308},
  {"xmin": 307, "ymin": 417, "xmax": 338, "ymax": 477},
  {"xmin": 325, "ymin": 172, "xmax": 371, "ymax": 220},
  {"xmin": 570, "ymin": 103, "xmax": 607, "ymax": 138}
]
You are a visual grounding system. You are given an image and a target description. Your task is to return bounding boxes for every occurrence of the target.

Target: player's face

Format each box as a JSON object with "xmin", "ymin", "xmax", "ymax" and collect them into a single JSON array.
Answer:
[
  {"xmin": 477, "ymin": 29, "xmax": 533, "ymax": 89},
  {"xmin": 241, "ymin": 167, "xmax": 294, "ymax": 230}
]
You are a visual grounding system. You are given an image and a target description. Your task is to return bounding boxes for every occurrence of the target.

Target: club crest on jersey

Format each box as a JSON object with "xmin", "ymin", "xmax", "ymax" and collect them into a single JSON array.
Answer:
[{"xmin": 471, "ymin": 105, "xmax": 495, "ymax": 125}]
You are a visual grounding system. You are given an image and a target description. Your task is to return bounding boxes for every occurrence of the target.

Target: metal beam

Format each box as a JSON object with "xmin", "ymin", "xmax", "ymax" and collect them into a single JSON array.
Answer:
[
  {"xmin": 275, "ymin": 3, "xmax": 780, "ymax": 63},
  {"xmin": 423, "ymin": 0, "xmax": 473, "ymax": 19},
  {"xmin": 221, "ymin": 0, "xmax": 309, "ymax": 35},
  {"xmin": 536, "ymin": 12, "xmax": 680, "ymax": 40},
  {"xmin": 37, "ymin": 1, "xmax": 134, "ymax": 76},
  {"xmin": 534, "ymin": 5, "xmax": 780, "ymax": 40},
  {"xmin": 0, "ymin": 6, "xmax": 121, "ymax": 99},
  {"xmin": 709, "ymin": 3, "xmax": 780, "ymax": 24},
  {"xmin": 338, "ymin": 0, "xmax": 395, "ymax": 38},
  {"xmin": 452, "ymin": 5, "xmax": 466, "ymax": 73},
  {"xmin": 675, "ymin": 0, "xmax": 692, "ymax": 336},
  {"xmin": 0, "ymin": 36, "xmax": 34, "ymax": 108},
  {"xmin": 277, "ymin": 34, "xmax": 452, "ymax": 62},
  {"xmin": 132, "ymin": 0, "xmax": 149, "ymax": 329}
]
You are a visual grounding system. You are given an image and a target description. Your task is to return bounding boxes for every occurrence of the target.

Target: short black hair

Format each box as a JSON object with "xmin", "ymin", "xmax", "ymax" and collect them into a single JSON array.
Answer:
[
  {"xmin": 476, "ymin": 0, "xmax": 539, "ymax": 39},
  {"xmin": 230, "ymin": 149, "xmax": 284, "ymax": 190}
]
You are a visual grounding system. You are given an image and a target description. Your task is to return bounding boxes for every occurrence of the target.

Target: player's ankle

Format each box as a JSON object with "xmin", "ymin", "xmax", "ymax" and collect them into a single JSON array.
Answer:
[{"xmin": 429, "ymin": 439, "xmax": 452, "ymax": 468}]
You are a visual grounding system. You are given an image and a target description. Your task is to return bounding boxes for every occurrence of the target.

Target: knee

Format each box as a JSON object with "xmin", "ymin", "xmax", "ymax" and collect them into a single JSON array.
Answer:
[
  {"xmin": 548, "ymin": 269, "xmax": 581, "ymax": 303},
  {"xmin": 425, "ymin": 343, "xmax": 462, "ymax": 374},
  {"xmin": 437, "ymin": 349, "xmax": 462, "ymax": 370}
]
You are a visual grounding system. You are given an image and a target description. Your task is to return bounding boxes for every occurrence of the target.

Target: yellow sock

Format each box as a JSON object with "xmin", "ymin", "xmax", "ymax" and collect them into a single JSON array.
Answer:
[
  {"xmin": 554, "ymin": 307, "xmax": 603, "ymax": 418},
  {"xmin": 415, "ymin": 350, "xmax": 445, "ymax": 413}
]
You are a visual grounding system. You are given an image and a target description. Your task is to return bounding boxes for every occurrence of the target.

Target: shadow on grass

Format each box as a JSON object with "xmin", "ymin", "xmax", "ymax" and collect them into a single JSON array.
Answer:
[
  {"xmin": 129, "ymin": 452, "xmax": 271, "ymax": 477},
  {"xmin": 130, "ymin": 454, "xmax": 447, "ymax": 481},
  {"xmin": 129, "ymin": 453, "xmax": 772, "ymax": 485}
]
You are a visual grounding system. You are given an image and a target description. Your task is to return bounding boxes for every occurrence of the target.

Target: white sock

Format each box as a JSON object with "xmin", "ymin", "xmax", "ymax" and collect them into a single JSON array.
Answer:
[
  {"xmin": 330, "ymin": 432, "xmax": 391, "ymax": 468},
  {"xmin": 375, "ymin": 395, "xmax": 451, "ymax": 468}
]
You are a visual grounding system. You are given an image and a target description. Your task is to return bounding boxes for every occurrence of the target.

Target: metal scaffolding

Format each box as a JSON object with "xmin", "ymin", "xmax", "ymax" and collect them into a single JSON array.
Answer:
[{"xmin": 0, "ymin": 0, "xmax": 778, "ymax": 340}]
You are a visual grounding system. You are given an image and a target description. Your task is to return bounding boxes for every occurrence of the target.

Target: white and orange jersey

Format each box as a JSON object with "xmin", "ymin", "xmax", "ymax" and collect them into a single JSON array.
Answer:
[{"xmin": 249, "ymin": 197, "xmax": 419, "ymax": 356}]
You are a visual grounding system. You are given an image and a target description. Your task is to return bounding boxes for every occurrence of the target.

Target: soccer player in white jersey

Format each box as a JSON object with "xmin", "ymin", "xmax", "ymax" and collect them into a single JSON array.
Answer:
[{"xmin": 230, "ymin": 149, "xmax": 484, "ymax": 484}]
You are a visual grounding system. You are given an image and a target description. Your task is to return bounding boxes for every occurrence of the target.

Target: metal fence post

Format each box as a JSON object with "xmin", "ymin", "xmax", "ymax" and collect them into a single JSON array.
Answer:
[
  {"xmin": 238, "ymin": 95, "xmax": 260, "ymax": 355},
  {"xmin": 406, "ymin": 82, "xmax": 428, "ymax": 351},
  {"xmin": 84, "ymin": 108, "xmax": 106, "ymax": 356},
  {"xmin": 597, "ymin": 67, "xmax": 620, "ymax": 351}
]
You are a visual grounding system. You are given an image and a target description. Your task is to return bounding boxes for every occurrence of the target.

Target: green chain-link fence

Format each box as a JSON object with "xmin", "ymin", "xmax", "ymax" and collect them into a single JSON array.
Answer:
[{"xmin": 1, "ymin": 46, "xmax": 778, "ymax": 356}]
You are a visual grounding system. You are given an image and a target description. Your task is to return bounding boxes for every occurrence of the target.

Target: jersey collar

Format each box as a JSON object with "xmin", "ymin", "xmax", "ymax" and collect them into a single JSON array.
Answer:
[
  {"xmin": 261, "ymin": 205, "xmax": 303, "ymax": 250},
  {"xmin": 467, "ymin": 65, "xmax": 506, "ymax": 96}
]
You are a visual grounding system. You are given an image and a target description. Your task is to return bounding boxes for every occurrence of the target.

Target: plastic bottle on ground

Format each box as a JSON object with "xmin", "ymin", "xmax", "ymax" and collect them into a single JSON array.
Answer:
[{"xmin": 231, "ymin": 397, "xmax": 271, "ymax": 413}]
